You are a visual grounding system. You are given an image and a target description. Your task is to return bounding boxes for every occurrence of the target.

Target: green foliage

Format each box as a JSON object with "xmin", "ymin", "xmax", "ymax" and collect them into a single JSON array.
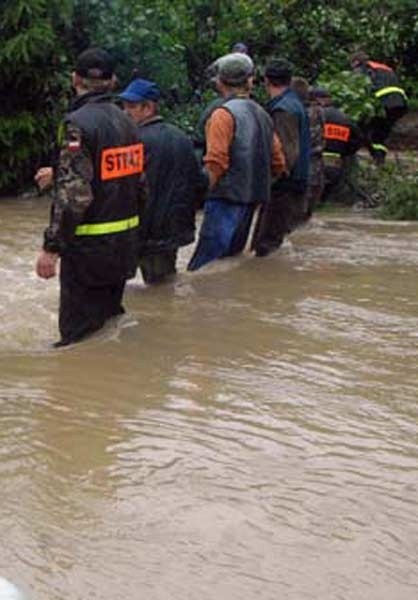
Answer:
[
  {"xmin": 164, "ymin": 102, "xmax": 203, "ymax": 136},
  {"xmin": 376, "ymin": 164, "xmax": 418, "ymax": 220},
  {"xmin": 0, "ymin": 0, "xmax": 72, "ymax": 192},
  {"xmin": 318, "ymin": 71, "xmax": 378, "ymax": 122},
  {"xmin": 82, "ymin": 0, "xmax": 190, "ymax": 92},
  {"xmin": 354, "ymin": 161, "xmax": 418, "ymax": 220}
]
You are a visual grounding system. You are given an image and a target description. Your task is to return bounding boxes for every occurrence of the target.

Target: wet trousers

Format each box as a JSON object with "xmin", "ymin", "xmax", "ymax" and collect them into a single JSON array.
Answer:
[
  {"xmin": 251, "ymin": 188, "xmax": 306, "ymax": 257},
  {"xmin": 57, "ymin": 254, "xmax": 126, "ymax": 347},
  {"xmin": 188, "ymin": 199, "xmax": 255, "ymax": 271},
  {"xmin": 323, "ymin": 165, "xmax": 343, "ymax": 201},
  {"xmin": 366, "ymin": 106, "xmax": 407, "ymax": 164},
  {"xmin": 139, "ymin": 249, "xmax": 177, "ymax": 284}
]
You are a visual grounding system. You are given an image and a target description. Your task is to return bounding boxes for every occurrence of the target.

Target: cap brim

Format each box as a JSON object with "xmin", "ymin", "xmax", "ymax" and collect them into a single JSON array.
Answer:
[{"xmin": 118, "ymin": 92, "xmax": 145, "ymax": 103}]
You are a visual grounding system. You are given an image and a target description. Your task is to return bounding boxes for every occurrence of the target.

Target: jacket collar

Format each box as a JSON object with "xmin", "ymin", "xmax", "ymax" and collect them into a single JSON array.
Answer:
[
  {"xmin": 137, "ymin": 115, "xmax": 164, "ymax": 128},
  {"xmin": 70, "ymin": 90, "xmax": 114, "ymax": 111},
  {"xmin": 267, "ymin": 87, "xmax": 292, "ymax": 111},
  {"xmin": 224, "ymin": 92, "xmax": 250, "ymax": 101}
]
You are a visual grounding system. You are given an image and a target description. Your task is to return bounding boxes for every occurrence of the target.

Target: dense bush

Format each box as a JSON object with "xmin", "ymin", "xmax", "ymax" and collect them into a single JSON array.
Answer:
[
  {"xmin": 0, "ymin": 0, "xmax": 73, "ymax": 192},
  {"xmin": 1, "ymin": 0, "xmax": 417, "ymax": 194},
  {"xmin": 375, "ymin": 164, "xmax": 418, "ymax": 220},
  {"xmin": 347, "ymin": 161, "xmax": 418, "ymax": 220}
]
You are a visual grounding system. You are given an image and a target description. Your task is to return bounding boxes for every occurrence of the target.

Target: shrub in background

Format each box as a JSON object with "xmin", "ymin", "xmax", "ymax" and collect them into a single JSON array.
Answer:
[{"xmin": 0, "ymin": 0, "xmax": 72, "ymax": 193}]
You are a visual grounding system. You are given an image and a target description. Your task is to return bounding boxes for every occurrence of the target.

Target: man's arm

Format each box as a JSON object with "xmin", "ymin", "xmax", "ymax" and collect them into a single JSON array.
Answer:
[
  {"xmin": 43, "ymin": 123, "xmax": 94, "ymax": 253},
  {"xmin": 271, "ymin": 131, "xmax": 288, "ymax": 177},
  {"xmin": 203, "ymin": 108, "xmax": 234, "ymax": 188},
  {"xmin": 36, "ymin": 123, "xmax": 94, "ymax": 279}
]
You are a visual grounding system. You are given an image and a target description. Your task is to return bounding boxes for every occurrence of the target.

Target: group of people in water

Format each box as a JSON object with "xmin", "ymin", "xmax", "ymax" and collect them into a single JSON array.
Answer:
[{"xmin": 34, "ymin": 45, "xmax": 407, "ymax": 347}]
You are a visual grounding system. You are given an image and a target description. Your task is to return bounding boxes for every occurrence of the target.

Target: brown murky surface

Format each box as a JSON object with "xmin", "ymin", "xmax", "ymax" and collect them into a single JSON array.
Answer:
[{"xmin": 1, "ymin": 197, "xmax": 418, "ymax": 600}]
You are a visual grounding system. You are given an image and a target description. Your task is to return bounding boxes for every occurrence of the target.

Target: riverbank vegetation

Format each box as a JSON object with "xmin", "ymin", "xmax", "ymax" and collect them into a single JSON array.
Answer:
[
  {"xmin": 363, "ymin": 163, "xmax": 418, "ymax": 221},
  {"xmin": 1, "ymin": 0, "xmax": 417, "ymax": 216}
]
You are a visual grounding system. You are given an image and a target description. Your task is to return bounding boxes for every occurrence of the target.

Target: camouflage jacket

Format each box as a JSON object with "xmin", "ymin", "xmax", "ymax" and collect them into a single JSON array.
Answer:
[
  {"xmin": 307, "ymin": 100, "xmax": 325, "ymax": 184},
  {"xmin": 307, "ymin": 101, "xmax": 325, "ymax": 160},
  {"xmin": 43, "ymin": 122, "xmax": 94, "ymax": 254}
]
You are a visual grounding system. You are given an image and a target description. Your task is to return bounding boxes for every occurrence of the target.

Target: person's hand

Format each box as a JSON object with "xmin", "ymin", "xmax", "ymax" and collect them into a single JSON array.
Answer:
[
  {"xmin": 34, "ymin": 167, "xmax": 54, "ymax": 191},
  {"xmin": 36, "ymin": 250, "xmax": 59, "ymax": 279}
]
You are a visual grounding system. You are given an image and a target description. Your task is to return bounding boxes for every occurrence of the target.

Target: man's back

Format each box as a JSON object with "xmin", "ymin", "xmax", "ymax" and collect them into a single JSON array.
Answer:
[
  {"xmin": 267, "ymin": 88, "xmax": 310, "ymax": 189},
  {"xmin": 138, "ymin": 118, "xmax": 201, "ymax": 252},
  {"xmin": 208, "ymin": 97, "xmax": 274, "ymax": 205},
  {"xmin": 323, "ymin": 106, "xmax": 364, "ymax": 157},
  {"xmin": 68, "ymin": 95, "xmax": 143, "ymax": 240}
]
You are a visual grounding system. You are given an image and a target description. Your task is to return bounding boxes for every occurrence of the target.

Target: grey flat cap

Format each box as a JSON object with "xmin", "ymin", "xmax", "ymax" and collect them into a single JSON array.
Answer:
[{"xmin": 217, "ymin": 53, "xmax": 254, "ymax": 86}]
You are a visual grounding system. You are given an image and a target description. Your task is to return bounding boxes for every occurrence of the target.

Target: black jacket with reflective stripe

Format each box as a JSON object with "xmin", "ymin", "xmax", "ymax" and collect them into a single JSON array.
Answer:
[
  {"xmin": 63, "ymin": 92, "xmax": 144, "ymax": 281},
  {"xmin": 323, "ymin": 106, "xmax": 364, "ymax": 158},
  {"xmin": 363, "ymin": 62, "xmax": 407, "ymax": 111},
  {"xmin": 67, "ymin": 92, "xmax": 143, "ymax": 230}
]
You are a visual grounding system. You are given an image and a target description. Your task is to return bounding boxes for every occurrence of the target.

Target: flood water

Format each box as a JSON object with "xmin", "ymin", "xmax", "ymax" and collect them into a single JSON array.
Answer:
[{"xmin": 1, "ymin": 196, "xmax": 418, "ymax": 600}]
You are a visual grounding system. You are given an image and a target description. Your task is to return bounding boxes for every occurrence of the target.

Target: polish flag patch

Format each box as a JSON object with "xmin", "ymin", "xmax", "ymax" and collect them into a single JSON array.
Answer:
[{"xmin": 68, "ymin": 140, "xmax": 81, "ymax": 152}]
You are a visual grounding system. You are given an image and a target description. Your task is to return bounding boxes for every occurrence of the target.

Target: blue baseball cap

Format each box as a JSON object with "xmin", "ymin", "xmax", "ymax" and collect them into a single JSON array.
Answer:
[
  {"xmin": 119, "ymin": 78, "xmax": 161, "ymax": 103},
  {"xmin": 231, "ymin": 42, "xmax": 249, "ymax": 55}
]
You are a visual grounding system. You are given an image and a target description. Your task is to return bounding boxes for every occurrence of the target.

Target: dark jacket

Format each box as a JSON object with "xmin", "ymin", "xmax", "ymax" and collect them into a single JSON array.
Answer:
[
  {"xmin": 267, "ymin": 88, "xmax": 311, "ymax": 191},
  {"xmin": 137, "ymin": 116, "xmax": 204, "ymax": 255},
  {"xmin": 211, "ymin": 97, "xmax": 274, "ymax": 205},
  {"xmin": 363, "ymin": 61, "xmax": 408, "ymax": 111},
  {"xmin": 68, "ymin": 93, "xmax": 143, "ymax": 233},
  {"xmin": 323, "ymin": 106, "xmax": 364, "ymax": 158}
]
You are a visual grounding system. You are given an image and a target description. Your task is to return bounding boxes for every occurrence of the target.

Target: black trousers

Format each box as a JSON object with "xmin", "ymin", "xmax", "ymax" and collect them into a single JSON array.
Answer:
[
  {"xmin": 57, "ymin": 255, "xmax": 126, "ymax": 347},
  {"xmin": 251, "ymin": 188, "xmax": 306, "ymax": 257},
  {"xmin": 366, "ymin": 106, "xmax": 407, "ymax": 164},
  {"xmin": 138, "ymin": 249, "xmax": 177, "ymax": 284},
  {"xmin": 323, "ymin": 165, "xmax": 343, "ymax": 201}
]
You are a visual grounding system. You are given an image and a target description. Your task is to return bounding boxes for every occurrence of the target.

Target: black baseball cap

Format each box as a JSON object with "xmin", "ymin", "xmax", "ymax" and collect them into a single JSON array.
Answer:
[
  {"xmin": 264, "ymin": 58, "xmax": 293, "ymax": 83},
  {"xmin": 75, "ymin": 47, "xmax": 115, "ymax": 80},
  {"xmin": 311, "ymin": 86, "xmax": 331, "ymax": 99}
]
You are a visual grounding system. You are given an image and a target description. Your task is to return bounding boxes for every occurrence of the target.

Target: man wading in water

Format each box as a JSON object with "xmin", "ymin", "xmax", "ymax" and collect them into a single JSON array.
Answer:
[
  {"xmin": 119, "ymin": 78, "xmax": 205, "ymax": 284},
  {"xmin": 188, "ymin": 53, "xmax": 287, "ymax": 271},
  {"xmin": 36, "ymin": 48, "xmax": 145, "ymax": 346}
]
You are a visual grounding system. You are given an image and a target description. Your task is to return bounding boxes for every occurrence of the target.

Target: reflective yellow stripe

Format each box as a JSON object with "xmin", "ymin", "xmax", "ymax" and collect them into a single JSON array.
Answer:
[
  {"xmin": 371, "ymin": 143, "xmax": 388, "ymax": 153},
  {"xmin": 323, "ymin": 151, "xmax": 341, "ymax": 158},
  {"xmin": 57, "ymin": 122, "xmax": 65, "ymax": 146},
  {"xmin": 75, "ymin": 215, "xmax": 139, "ymax": 236},
  {"xmin": 375, "ymin": 86, "xmax": 407, "ymax": 100}
]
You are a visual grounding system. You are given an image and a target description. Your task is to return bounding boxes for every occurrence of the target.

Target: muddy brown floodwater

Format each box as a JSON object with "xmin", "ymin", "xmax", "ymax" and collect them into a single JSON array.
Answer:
[{"xmin": 1, "ymin": 196, "xmax": 417, "ymax": 600}]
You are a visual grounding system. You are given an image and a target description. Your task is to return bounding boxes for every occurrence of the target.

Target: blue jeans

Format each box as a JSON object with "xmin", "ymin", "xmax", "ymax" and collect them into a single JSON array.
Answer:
[{"xmin": 188, "ymin": 199, "xmax": 255, "ymax": 271}]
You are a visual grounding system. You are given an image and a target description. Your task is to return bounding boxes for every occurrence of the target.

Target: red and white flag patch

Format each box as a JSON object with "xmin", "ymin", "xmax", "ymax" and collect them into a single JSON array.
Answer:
[{"xmin": 68, "ymin": 140, "xmax": 81, "ymax": 152}]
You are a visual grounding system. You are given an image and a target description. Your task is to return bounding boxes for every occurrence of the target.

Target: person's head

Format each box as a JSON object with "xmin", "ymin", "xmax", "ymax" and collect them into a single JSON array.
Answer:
[
  {"xmin": 72, "ymin": 47, "xmax": 116, "ymax": 94},
  {"xmin": 264, "ymin": 58, "xmax": 293, "ymax": 96},
  {"xmin": 349, "ymin": 50, "xmax": 369, "ymax": 70},
  {"xmin": 215, "ymin": 53, "xmax": 254, "ymax": 97},
  {"xmin": 311, "ymin": 86, "xmax": 332, "ymax": 107},
  {"xmin": 231, "ymin": 42, "xmax": 249, "ymax": 55},
  {"xmin": 118, "ymin": 79, "xmax": 161, "ymax": 124},
  {"xmin": 290, "ymin": 76, "xmax": 310, "ymax": 103}
]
